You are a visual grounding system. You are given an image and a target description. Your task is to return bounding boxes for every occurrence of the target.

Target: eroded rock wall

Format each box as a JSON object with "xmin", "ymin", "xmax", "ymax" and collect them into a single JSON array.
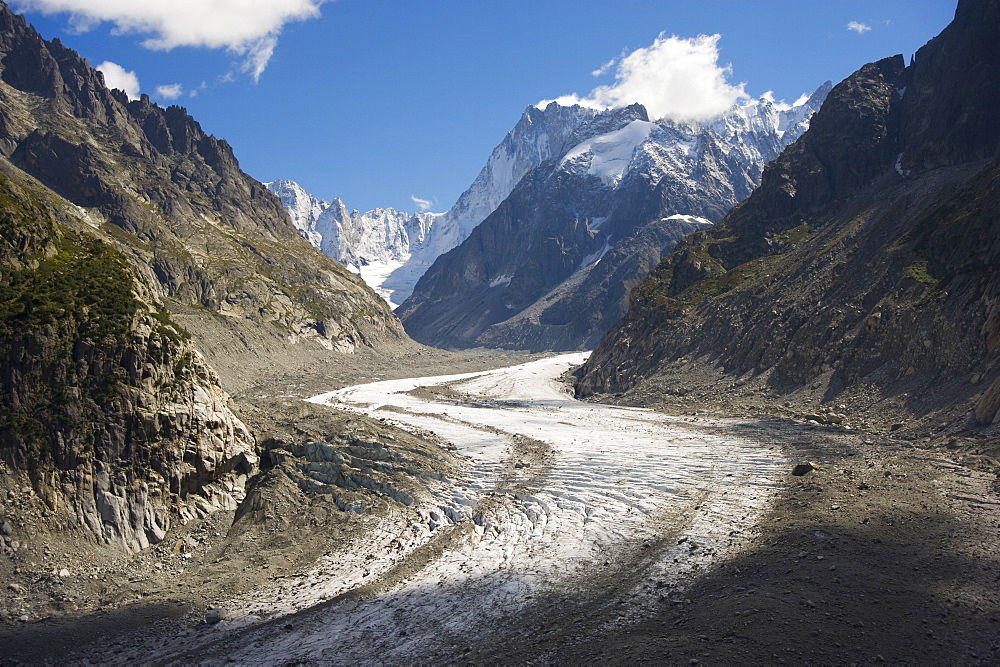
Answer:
[{"xmin": 0, "ymin": 171, "xmax": 256, "ymax": 551}]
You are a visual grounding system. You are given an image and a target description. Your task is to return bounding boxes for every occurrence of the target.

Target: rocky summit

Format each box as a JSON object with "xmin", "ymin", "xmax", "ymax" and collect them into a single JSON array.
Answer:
[{"xmin": 577, "ymin": 0, "xmax": 1000, "ymax": 435}]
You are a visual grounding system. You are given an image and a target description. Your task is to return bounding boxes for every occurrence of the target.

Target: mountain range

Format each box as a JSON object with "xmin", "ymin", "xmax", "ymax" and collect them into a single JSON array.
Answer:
[
  {"xmin": 268, "ymin": 102, "xmax": 631, "ymax": 308},
  {"xmin": 397, "ymin": 86, "xmax": 830, "ymax": 350},
  {"xmin": 274, "ymin": 86, "xmax": 830, "ymax": 350}
]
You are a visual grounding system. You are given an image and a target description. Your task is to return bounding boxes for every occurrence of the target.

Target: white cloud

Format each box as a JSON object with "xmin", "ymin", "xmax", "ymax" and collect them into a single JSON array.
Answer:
[
  {"xmin": 154, "ymin": 83, "xmax": 183, "ymax": 100},
  {"xmin": 761, "ymin": 90, "xmax": 811, "ymax": 112},
  {"xmin": 847, "ymin": 21, "xmax": 872, "ymax": 34},
  {"xmin": 539, "ymin": 34, "xmax": 748, "ymax": 122},
  {"xmin": 95, "ymin": 60, "xmax": 139, "ymax": 99},
  {"xmin": 591, "ymin": 58, "xmax": 616, "ymax": 77},
  {"xmin": 761, "ymin": 90, "xmax": 787, "ymax": 110},
  {"xmin": 15, "ymin": 0, "xmax": 328, "ymax": 81},
  {"xmin": 410, "ymin": 195, "xmax": 433, "ymax": 212},
  {"xmin": 238, "ymin": 34, "xmax": 277, "ymax": 82}
]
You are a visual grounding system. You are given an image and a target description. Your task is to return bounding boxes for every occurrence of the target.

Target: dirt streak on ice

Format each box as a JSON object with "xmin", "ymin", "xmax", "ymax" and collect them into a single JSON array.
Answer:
[{"xmin": 210, "ymin": 353, "xmax": 787, "ymax": 663}]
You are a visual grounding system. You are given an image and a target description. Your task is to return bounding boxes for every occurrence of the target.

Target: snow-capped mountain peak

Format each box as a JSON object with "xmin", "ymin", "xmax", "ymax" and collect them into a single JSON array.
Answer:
[
  {"xmin": 397, "ymin": 84, "xmax": 833, "ymax": 350},
  {"xmin": 266, "ymin": 179, "xmax": 327, "ymax": 248},
  {"xmin": 266, "ymin": 180, "xmax": 443, "ymax": 307},
  {"xmin": 271, "ymin": 80, "xmax": 831, "ymax": 314}
]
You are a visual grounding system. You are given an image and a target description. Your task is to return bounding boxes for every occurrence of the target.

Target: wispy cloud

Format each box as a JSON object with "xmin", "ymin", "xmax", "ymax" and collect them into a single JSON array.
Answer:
[
  {"xmin": 846, "ymin": 21, "xmax": 872, "ymax": 34},
  {"xmin": 95, "ymin": 60, "xmax": 139, "ymax": 99},
  {"xmin": 761, "ymin": 90, "xmax": 810, "ymax": 111},
  {"xmin": 155, "ymin": 83, "xmax": 183, "ymax": 100},
  {"xmin": 188, "ymin": 81, "xmax": 207, "ymax": 98},
  {"xmin": 15, "ymin": 0, "xmax": 329, "ymax": 81},
  {"xmin": 591, "ymin": 58, "xmax": 616, "ymax": 77},
  {"xmin": 411, "ymin": 195, "xmax": 433, "ymax": 212},
  {"xmin": 539, "ymin": 34, "xmax": 747, "ymax": 122}
]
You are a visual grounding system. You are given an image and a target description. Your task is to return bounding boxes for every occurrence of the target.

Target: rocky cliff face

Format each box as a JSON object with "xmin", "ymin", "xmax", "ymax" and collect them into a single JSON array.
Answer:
[
  {"xmin": 577, "ymin": 0, "xmax": 1000, "ymax": 430},
  {"xmin": 398, "ymin": 88, "xmax": 829, "ymax": 351},
  {"xmin": 0, "ymin": 167, "xmax": 256, "ymax": 551},
  {"xmin": 0, "ymin": 1, "xmax": 408, "ymax": 553}
]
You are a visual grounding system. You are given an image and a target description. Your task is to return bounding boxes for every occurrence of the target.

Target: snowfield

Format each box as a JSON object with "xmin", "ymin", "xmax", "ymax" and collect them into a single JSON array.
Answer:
[{"xmin": 165, "ymin": 353, "xmax": 789, "ymax": 663}]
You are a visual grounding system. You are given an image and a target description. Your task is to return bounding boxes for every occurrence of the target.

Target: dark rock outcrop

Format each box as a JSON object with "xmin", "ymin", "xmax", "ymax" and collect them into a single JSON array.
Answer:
[{"xmin": 577, "ymin": 0, "xmax": 1000, "ymax": 431}]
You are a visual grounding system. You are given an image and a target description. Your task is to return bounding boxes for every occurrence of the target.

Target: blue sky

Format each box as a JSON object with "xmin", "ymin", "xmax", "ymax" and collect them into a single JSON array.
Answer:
[{"xmin": 15, "ymin": 1, "xmax": 956, "ymax": 213}]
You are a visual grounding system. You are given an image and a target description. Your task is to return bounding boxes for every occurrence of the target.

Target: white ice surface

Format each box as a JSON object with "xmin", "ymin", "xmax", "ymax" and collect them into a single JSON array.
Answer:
[
  {"xmin": 141, "ymin": 353, "xmax": 788, "ymax": 663},
  {"xmin": 561, "ymin": 119, "xmax": 657, "ymax": 185},
  {"xmin": 351, "ymin": 258, "xmax": 408, "ymax": 308},
  {"xmin": 579, "ymin": 237, "xmax": 614, "ymax": 268}
]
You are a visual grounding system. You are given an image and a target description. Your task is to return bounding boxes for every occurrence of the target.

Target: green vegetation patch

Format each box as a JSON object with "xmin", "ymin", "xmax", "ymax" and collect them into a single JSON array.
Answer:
[
  {"xmin": 901, "ymin": 257, "xmax": 945, "ymax": 307},
  {"xmin": 630, "ymin": 266, "xmax": 676, "ymax": 311},
  {"xmin": 690, "ymin": 242, "xmax": 727, "ymax": 276},
  {"xmin": 0, "ymin": 173, "xmax": 59, "ymax": 262},
  {"xmin": 773, "ymin": 223, "xmax": 812, "ymax": 246},
  {"xmin": 0, "ymin": 229, "xmax": 148, "ymax": 462},
  {"xmin": 672, "ymin": 254, "xmax": 785, "ymax": 308},
  {"xmin": 631, "ymin": 251, "xmax": 788, "ymax": 315},
  {"xmin": 284, "ymin": 283, "xmax": 347, "ymax": 322},
  {"xmin": 151, "ymin": 302, "xmax": 190, "ymax": 343},
  {"xmin": 0, "ymin": 232, "xmax": 141, "ymax": 344},
  {"xmin": 886, "ymin": 228, "xmax": 914, "ymax": 252},
  {"xmin": 902, "ymin": 258, "xmax": 940, "ymax": 289}
]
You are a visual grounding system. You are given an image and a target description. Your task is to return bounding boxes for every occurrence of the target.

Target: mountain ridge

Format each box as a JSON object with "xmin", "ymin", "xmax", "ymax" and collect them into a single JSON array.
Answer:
[
  {"xmin": 576, "ymin": 0, "xmax": 1000, "ymax": 435},
  {"xmin": 267, "ymin": 102, "xmax": 607, "ymax": 307},
  {"xmin": 0, "ymin": 0, "xmax": 404, "ymax": 358},
  {"xmin": 272, "ymin": 85, "xmax": 829, "ymax": 317}
]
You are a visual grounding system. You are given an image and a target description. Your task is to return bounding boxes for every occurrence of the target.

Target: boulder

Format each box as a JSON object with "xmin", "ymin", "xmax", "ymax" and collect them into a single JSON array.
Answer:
[
  {"xmin": 974, "ymin": 376, "xmax": 1000, "ymax": 426},
  {"xmin": 792, "ymin": 463, "xmax": 817, "ymax": 476}
]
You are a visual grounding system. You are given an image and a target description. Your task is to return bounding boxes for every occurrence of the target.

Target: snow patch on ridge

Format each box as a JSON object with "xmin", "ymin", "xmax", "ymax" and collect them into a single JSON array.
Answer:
[
  {"xmin": 561, "ymin": 119, "xmax": 657, "ymax": 186},
  {"xmin": 580, "ymin": 237, "xmax": 614, "ymax": 269},
  {"xmin": 664, "ymin": 213, "xmax": 713, "ymax": 227},
  {"xmin": 894, "ymin": 152, "xmax": 910, "ymax": 178}
]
